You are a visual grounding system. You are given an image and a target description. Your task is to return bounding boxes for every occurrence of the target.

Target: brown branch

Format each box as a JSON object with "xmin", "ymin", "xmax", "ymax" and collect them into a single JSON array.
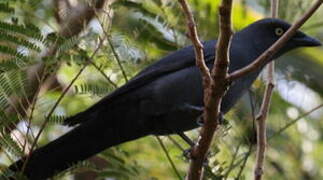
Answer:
[
  {"xmin": 253, "ymin": 85, "xmax": 273, "ymax": 180},
  {"xmin": 177, "ymin": 0, "xmax": 210, "ymax": 84},
  {"xmin": 179, "ymin": 0, "xmax": 322, "ymax": 179},
  {"xmin": 253, "ymin": 1, "xmax": 279, "ymax": 179},
  {"xmin": 178, "ymin": 0, "xmax": 233, "ymax": 179},
  {"xmin": 227, "ymin": 0, "xmax": 323, "ymax": 82},
  {"xmin": 252, "ymin": 1, "xmax": 323, "ymax": 178},
  {"xmin": 177, "ymin": 0, "xmax": 208, "ymax": 178}
]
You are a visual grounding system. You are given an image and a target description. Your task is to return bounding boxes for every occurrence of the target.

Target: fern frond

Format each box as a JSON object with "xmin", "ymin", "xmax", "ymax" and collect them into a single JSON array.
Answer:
[
  {"xmin": 57, "ymin": 36, "xmax": 80, "ymax": 54},
  {"xmin": 0, "ymin": 93, "xmax": 9, "ymax": 110},
  {"xmin": 0, "ymin": 21, "xmax": 44, "ymax": 42},
  {"xmin": 53, "ymin": 160, "xmax": 96, "ymax": 179},
  {"xmin": 47, "ymin": 115, "xmax": 67, "ymax": 125},
  {"xmin": 6, "ymin": 70, "xmax": 28, "ymax": 97},
  {"xmin": 0, "ymin": 72, "xmax": 14, "ymax": 98},
  {"xmin": 74, "ymin": 83, "xmax": 112, "ymax": 96},
  {"xmin": 98, "ymin": 149, "xmax": 142, "ymax": 179},
  {"xmin": 0, "ymin": 45, "xmax": 28, "ymax": 60},
  {"xmin": 0, "ymin": 166, "xmax": 28, "ymax": 180},
  {"xmin": 0, "ymin": 57, "xmax": 35, "ymax": 73},
  {"xmin": 0, "ymin": 31, "xmax": 41, "ymax": 52},
  {"xmin": 0, "ymin": 110, "xmax": 20, "ymax": 132},
  {"xmin": 0, "ymin": 134, "xmax": 23, "ymax": 158},
  {"xmin": 0, "ymin": 70, "xmax": 28, "ymax": 98}
]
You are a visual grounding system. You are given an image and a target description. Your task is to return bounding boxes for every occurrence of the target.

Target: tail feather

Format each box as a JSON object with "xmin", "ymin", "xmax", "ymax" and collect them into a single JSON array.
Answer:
[{"xmin": 9, "ymin": 111, "xmax": 150, "ymax": 180}]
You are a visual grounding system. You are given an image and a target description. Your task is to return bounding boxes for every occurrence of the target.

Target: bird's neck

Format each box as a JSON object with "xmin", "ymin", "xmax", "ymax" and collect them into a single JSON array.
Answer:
[{"xmin": 231, "ymin": 32, "xmax": 275, "ymax": 71}]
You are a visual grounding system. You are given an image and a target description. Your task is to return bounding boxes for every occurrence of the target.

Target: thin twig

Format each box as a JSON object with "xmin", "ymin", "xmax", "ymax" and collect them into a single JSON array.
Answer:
[
  {"xmin": 106, "ymin": 34, "xmax": 128, "ymax": 82},
  {"xmin": 270, "ymin": 104, "xmax": 323, "ymax": 139},
  {"xmin": 253, "ymin": 1, "xmax": 279, "ymax": 178},
  {"xmin": 227, "ymin": 103, "xmax": 323, "ymax": 179},
  {"xmin": 89, "ymin": 61, "xmax": 118, "ymax": 88},
  {"xmin": 156, "ymin": 136, "xmax": 183, "ymax": 180},
  {"xmin": 75, "ymin": 44, "xmax": 117, "ymax": 88},
  {"xmin": 167, "ymin": 136, "xmax": 185, "ymax": 152},
  {"xmin": 23, "ymin": 67, "xmax": 49, "ymax": 151},
  {"xmin": 254, "ymin": 85, "xmax": 273, "ymax": 180},
  {"xmin": 236, "ymin": 143, "xmax": 253, "ymax": 179},
  {"xmin": 228, "ymin": 0, "xmax": 323, "ymax": 81},
  {"xmin": 177, "ymin": 0, "xmax": 210, "ymax": 82},
  {"xmin": 95, "ymin": 12, "xmax": 129, "ymax": 82},
  {"xmin": 224, "ymin": 142, "xmax": 242, "ymax": 179}
]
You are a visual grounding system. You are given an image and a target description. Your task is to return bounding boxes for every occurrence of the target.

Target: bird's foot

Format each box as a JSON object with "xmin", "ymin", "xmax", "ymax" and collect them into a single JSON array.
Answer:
[
  {"xmin": 196, "ymin": 115, "xmax": 204, "ymax": 126},
  {"xmin": 177, "ymin": 132, "xmax": 195, "ymax": 147},
  {"xmin": 181, "ymin": 104, "xmax": 203, "ymax": 114},
  {"xmin": 197, "ymin": 112, "xmax": 227, "ymax": 126},
  {"xmin": 182, "ymin": 148, "xmax": 192, "ymax": 160},
  {"xmin": 182, "ymin": 148, "xmax": 210, "ymax": 166}
]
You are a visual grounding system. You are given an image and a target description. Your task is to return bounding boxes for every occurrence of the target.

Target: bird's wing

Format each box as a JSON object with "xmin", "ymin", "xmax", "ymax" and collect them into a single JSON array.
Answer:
[
  {"xmin": 103, "ymin": 40, "xmax": 217, "ymax": 102},
  {"xmin": 64, "ymin": 40, "xmax": 216, "ymax": 126}
]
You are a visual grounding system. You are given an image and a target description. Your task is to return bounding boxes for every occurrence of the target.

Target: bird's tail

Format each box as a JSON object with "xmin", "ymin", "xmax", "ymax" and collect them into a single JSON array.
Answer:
[
  {"xmin": 8, "ymin": 109, "xmax": 150, "ymax": 180},
  {"xmin": 63, "ymin": 111, "xmax": 89, "ymax": 126}
]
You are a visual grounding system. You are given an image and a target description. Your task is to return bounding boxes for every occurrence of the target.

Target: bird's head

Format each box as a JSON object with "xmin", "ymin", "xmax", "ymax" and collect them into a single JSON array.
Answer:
[{"xmin": 238, "ymin": 18, "xmax": 321, "ymax": 59}]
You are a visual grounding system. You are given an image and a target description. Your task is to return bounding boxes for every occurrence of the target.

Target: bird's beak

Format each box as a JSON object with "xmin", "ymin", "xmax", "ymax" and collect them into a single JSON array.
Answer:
[{"xmin": 293, "ymin": 33, "xmax": 322, "ymax": 47}]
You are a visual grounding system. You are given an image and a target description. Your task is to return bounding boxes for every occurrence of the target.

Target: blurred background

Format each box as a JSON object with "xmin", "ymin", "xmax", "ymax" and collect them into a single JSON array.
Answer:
[{"xmin": 0, "ymin": 0, "xmax": 322, "ymax": 179}]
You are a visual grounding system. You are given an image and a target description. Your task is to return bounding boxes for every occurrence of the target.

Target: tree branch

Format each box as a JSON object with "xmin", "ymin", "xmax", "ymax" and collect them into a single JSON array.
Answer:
[
  {"xmin": 253, "ymin": 0, "xmax": 279, "ymax": 179},
  {"xmin": 179, "ymin": 0, "xmax": 322, "ymax": 179},
  {"xmin": 178, "ymin": 0, "xmax": 233, "ymax": 179},
  {"xmin": 177, "ymin": 0, "xmax": 210, "ymax": 84}
]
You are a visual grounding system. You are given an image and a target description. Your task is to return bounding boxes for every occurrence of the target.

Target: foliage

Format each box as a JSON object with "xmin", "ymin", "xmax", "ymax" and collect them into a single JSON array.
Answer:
[{"xmin": 0, "ymin": 0, "xmax": 322, "ymax": 179}]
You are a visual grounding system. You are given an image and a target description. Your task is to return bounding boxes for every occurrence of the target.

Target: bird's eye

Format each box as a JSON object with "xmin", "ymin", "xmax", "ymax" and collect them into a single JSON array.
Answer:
[{"xmin": 275, "ymin": 27, "xmax": 284, "ymax": 36}]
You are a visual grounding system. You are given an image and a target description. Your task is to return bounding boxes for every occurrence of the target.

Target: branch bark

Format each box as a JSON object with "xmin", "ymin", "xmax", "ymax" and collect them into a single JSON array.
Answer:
[
  {"xmin": 177, "ymin": 0, "xmax": 210, "ymax": 84},
  {"xmin": 178, "ymin": 0, "xmax": 233, "ymax": 179}
]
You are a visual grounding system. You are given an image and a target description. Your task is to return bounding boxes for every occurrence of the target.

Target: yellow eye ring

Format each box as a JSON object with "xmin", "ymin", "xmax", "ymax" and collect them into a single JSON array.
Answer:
[{"xmin": 275, "ymin": 28, "xmax": 284, "ymax": 36}]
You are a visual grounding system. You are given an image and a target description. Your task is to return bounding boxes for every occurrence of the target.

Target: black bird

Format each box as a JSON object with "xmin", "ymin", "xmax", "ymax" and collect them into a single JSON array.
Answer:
[{"xmin": 8, "ymin": 18, "xmax": 321, "ymax": 179}]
